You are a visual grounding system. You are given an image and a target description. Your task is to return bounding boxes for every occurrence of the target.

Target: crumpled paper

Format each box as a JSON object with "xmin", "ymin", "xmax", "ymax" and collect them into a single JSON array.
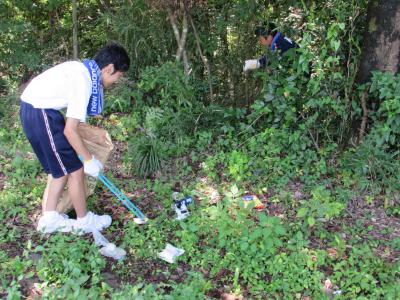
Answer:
[
  {"xmin": 158, "ymin": 243, "xmax": 184, "ymax": 263},
  {"xmin": 133, "ymin": 217, "xmax": 147, "ymax": 225}
]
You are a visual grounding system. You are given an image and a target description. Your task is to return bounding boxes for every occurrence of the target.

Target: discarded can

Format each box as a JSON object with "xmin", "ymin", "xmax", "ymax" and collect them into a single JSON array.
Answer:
[
  {"xmin": 242, "ymin": 195, "xmax": 254, "ymax": 208},
  {"xmin": 241, "ymin": 194, "xmax": 265, "ymax": 211},
  {"xmin": 173, "ymin": 194, "xmax": 193, "ymax": 220}
]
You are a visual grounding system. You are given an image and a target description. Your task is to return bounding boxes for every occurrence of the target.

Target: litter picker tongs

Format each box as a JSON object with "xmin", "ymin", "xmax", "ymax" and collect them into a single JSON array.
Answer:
[{"xmin": 98, "ymin": 173, "xmax": 147, "ymax": 222}]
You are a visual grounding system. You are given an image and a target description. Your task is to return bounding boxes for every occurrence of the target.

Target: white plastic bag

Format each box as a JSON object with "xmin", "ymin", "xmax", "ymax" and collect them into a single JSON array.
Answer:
[
  {"xmin": 243, "ymin": 59, "xmax": 260, "ymax": 71},
  {"xmin": 158, "ymin": 243, "xmax": 184, "ymax": 263},
  {"xmin": 92, "ymin": 228, "xmax": 126, "ymax": 260}
]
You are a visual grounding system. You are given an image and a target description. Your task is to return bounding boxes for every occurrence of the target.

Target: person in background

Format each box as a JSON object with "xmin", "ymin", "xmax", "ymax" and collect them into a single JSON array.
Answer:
[
  {"xmin": 20, "ymin": 43, "xmax": 130, "ymax": 234},
  {"xmin": 243, "ymin": 23, "xmax": 298, "ymax": 72}
]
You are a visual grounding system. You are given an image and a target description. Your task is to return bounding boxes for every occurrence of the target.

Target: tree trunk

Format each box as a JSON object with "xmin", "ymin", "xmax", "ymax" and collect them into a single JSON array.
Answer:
[
  {"xmin": 176, "ymin": 5, "xmax": 188, "ymax": 62},
  {"xmin": 351, "ymin": 0, "xmax": 400, "ymax": 144},
  {"xmin": 72, "ymin": 0, "xmax": 78, "ymax": 60},
  {"xmin": 357, "ymin": 0, "xmax": 400, "ymax": 84},
  {"xmin": 168, "ymin": 6, "xmax": 190, "ymax": 76}
]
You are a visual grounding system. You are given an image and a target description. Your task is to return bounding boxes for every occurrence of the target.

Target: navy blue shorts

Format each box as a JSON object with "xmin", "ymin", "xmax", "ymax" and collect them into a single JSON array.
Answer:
[{"xmin": 20, "ymin": 101, "xmax": 83, "ymax": 178}]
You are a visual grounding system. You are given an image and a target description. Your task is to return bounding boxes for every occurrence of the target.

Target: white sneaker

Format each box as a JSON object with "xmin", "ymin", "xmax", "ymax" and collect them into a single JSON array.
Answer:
[
  {"xmin": 74, "ymin": 211, "xmax": 112, "ymax": 234},
  {"xmin": 37, "ymin": 211, "xmax": 75, "ymax": 233}
]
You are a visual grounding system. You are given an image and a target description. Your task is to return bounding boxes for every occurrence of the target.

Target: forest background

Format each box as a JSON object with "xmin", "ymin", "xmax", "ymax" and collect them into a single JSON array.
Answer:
[{"xmin": 0, "ymin": 0, "xmax": 399, "ymax": 299}]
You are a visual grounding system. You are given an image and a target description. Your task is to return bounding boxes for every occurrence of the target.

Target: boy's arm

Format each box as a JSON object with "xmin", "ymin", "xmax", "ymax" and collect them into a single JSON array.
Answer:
[{"xmin": 64, "ymin": 117, "xmax": 91, "ymax": 161}]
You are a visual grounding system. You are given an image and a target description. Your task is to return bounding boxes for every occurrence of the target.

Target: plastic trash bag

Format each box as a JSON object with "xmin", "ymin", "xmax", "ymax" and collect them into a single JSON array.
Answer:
[
  {"xmin": 92, "ymin": 228, "xmax": 126, "ymax": 260},
  {"xmin": 43, "ymin": 123, "xmax": 114, "ymax": 213}
]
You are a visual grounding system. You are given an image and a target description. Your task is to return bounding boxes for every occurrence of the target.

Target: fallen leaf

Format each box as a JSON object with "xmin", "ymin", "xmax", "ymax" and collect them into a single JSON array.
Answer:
[
  {"xmin": 221, "ymin": 293, "xmax": 242, "ymax": 300},
  {"xmin": 327, "ymin": 248, "xmax": 338, "ymax": 259}
]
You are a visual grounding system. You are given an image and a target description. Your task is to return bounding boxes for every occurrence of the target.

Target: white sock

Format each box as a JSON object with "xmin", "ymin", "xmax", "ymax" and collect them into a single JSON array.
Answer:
[
  {"xmin": 43, "ymin": 211, "xmax": 58, "ymax": 217},
  {"xmin": 77, "ymin": 212, "xmax": 91, "ymax": 222}
]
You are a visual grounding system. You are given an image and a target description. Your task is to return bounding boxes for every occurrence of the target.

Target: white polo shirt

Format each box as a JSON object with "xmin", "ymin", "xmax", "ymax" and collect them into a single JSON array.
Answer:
[{"xmin": 21, "ymin": 61, "xmax": 92, "ymax": 122}]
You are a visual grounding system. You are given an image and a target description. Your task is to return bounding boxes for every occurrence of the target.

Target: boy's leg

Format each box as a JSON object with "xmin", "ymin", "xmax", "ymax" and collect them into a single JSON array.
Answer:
[
  {"xmin": 20, "ymin": 102, "xmax": 111, "ymax": 233},
  {"xmin": 71, "ymin": 168, "xmax": 112, "ymax": 233},
  {"xmin": 20, "ymin": 102, "xmax": 80, "ymax": 233},
  {"xmin": 67, "ymin": 167, "xmax": 87, "ymax": 218},
  {"xmin": 37, "ymin": 173, "xmax": 75, "ymax": 233},
  {"xmin": 44, "ymin": 174, "xmax": 68, "ymax": 212}
]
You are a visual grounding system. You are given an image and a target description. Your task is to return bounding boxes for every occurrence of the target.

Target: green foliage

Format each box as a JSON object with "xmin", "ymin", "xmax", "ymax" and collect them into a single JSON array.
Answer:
[
  {"xmin": 108, "ymin": 283, "xmax": 162, "ymax": 300},
  {"xmin": 0, "ymin": 1, "xmax": 42, "ymax": 78},
  {"xmin": 331, "ymin": 245, "xmax": 400, "ymax": 299},
  {"xmin": 34, "ymin": 234, "xmax": 106, "ymax": 285},
  {"xmin": 7, "ymin": 155, "xmax": 42, "ymax": 185},
  {"xmin": 108, "ymin": 272, "xmax": 210, "ymax": 300},
  {"xmin": 40, "ymin": 282, "xmax": 111, "ymax": 300},
  {"xmin": 0, "ymin": 254, "xmax": 33, "ymax": 288},
  {"xmin": 367, "ymin": 71, "xmax": 400, "ymax": 146},
  {"xmin": 128, "ymin": 134, "xmax": 165, "ymax": 177},
  {"xmin": 341, "ymin": 140, "xmax": 400, "ymax": 196},
  {"xmin": 227, "ymin": 150, "xmax": 250, "ymax": 182},
  {"xmin": 164, "ymin": 272, "xmax": 211, "ymax": 300},
  {"xmin": 104, "ymin": 0, "xmax": 175, "ymax": 78},
  {"xmin": 174, "ymin": 192, "xmax": 288, "ymax": 292},
  {"xmin": 125, "ymin": 62, "xmax": 205, "ymax": 176},
  {"xmin": 1, "ymin": 0, "xmax": 400, "ymax": 299},
  {"xmin": 340, "ymin": 72, "xmax": 400, "ymax": 197},
  {"xmin": 136, "ymin": 61, "xmax": 195, "ymax": 109},
  {"xmin": 102, "ymin": 79, "xmax": 136, "ymax": 115},
  {"xmin": 296, "ymin": 187, "xmax": 344, "ymax": 228},
  {"xmin": 265, "ymin": 250, "xmax": 326, "ymax": 298}
]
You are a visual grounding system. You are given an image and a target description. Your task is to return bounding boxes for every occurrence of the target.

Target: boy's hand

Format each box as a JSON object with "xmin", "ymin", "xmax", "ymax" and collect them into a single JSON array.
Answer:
[{"xmin": 84, "ymin": 156, "xmax": 103, "ymax": 177}]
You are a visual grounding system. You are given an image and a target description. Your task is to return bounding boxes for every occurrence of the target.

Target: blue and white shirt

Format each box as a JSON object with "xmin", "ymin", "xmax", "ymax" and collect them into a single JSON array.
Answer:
[
  {"xmin": 258, "ymin": 32, "xmax": 298, "ymax": 68},
  {"xmin": 21, "ymin": 61, "xmax": 92, "ymax": 122}
]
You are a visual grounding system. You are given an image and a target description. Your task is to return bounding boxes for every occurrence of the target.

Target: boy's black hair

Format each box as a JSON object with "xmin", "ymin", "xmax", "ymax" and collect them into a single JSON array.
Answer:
[
  {"xmin": 94, "ymin": 42, "xmax": 130, "ymax": 72},
  {"xmin": 255, "ymin": 22, "xmax": 278, "ymax": 38}
]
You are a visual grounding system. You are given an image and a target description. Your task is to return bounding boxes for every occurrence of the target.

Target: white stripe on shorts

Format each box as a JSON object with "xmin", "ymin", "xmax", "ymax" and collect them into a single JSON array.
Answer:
[{"xmin": 41, "ymin": 109, "xmax": 68, "ymax": 176}]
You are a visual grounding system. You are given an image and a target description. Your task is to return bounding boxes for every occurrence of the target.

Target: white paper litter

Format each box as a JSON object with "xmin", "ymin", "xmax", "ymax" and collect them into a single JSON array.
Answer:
[
  {"xmin": 99, "ymin": 243, "xmax": 126, "ymax": 260},
  {"xmin": 158, "ymin": 243, "xmax": 184, "ymax": 263},
  {"xmin": 92, "ymin": 228, "xmax": 126, "ymax": 260},
  {"xmin": 333, "ymin": 290, "xmax": 342, "ymax": 295},
  {"xmin": 133, "ymin": 217, "xmax": 147, "ymax": 225}
]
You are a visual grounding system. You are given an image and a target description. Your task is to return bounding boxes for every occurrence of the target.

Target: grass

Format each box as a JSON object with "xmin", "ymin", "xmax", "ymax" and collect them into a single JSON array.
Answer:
[{"xmin": 0, "ymin": 94, "xmax": 399, "ymax": 299}]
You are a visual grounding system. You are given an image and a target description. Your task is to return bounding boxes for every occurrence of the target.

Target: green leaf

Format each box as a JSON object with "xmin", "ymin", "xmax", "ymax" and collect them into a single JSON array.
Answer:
[
  {"xmin": 249, "ymin": 229, "xmax": 262, "ymax": 241},
  {"xmin": 274, "ymin": 225, "xmax": 286, "ymax": 236},
  {"xmin": 297, "ymin": 207, "xmax": 308, "ymax": 218},
  {"xmin": 240, "ymin": 242, "xmax": 249, "ymax": 251},
  {"xmin": 331, "ymin": 40, "xmax": 341, "ymax": 51},
  {"xmin": 230, "ymin": 184, "xmax": 239, "ymax": 196},
  {"xmin": 307, "ymin": 217, "xmax": 315, "ymax": 227}
]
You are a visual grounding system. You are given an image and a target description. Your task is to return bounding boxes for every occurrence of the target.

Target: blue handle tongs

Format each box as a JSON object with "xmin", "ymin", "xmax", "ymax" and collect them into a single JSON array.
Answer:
[{"xmin": 98, "ymin": 173, "xmax": 147, "ymax": 222}]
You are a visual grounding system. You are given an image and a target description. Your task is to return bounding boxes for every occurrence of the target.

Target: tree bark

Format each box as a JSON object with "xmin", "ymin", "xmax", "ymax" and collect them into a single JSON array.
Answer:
[
  {"xmin": 176, "ymin": 5, "xmax": 188, "ymax": 62},
  {"xmin": 72, "ymin": 0, "xmax": 78, "ymax": 60},
  {"xmin": 350, "ymin": 0, "xmax": 400, "ymax": 144},
  {"xmin": 357, "ymin": 0, "xmax": 400, "ymax": 84},
  {"xmin": 168, "ymin": 7, "xmax": 190, "ymax": 76}
]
